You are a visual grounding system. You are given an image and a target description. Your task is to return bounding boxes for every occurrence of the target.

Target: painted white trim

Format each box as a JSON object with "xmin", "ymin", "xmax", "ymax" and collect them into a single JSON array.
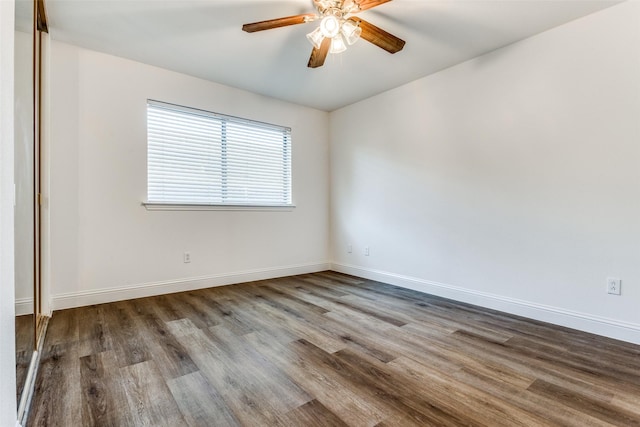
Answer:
[
  {"xmin": 331, "ymin": 262, "xmax": 640, "ymax": 345},
  {"xmin": 15, "ymin": 297, "xmax": 33, "ymax": 316},
  {"xmin": 0, "ymin": 0, "xmax": 18, "ymax": 423},
  {"xmin": 51, "ymin": 262, "xmax": 330, "ymax": 310},
  {"xmin": 142, "ymin": 202, "xmax": 296, "ymax": 211}
]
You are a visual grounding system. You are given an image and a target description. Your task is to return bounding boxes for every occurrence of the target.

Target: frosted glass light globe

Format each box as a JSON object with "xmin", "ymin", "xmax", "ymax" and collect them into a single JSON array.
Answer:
[{"xmin": 320, "ymin": 15, "xmax": 340, "ymax": 38}]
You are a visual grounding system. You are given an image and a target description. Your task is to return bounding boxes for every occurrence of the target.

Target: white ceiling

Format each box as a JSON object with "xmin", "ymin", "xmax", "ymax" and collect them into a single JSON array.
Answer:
[{"xmin": 43, "ymin": 0, "xmax": 621, "ymax": 111}]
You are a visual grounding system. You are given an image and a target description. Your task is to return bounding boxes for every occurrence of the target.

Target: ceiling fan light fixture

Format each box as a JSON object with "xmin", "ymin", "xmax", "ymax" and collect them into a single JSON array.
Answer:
[
  {"xmin": 341, "ymin": 20, "xmax": 361, "ymax": 45},
  {"xmin": 329, "ymin": 35, "xmax": 347, "ymax": 54},
  {"xmin": 242, "ymin": 0, "xmax": 406, "ymax": 68},
  {"xmin": 320, "ymin": 14, "xmax": 340, "ymax": 38},
  {"xmin": 306, "ymin": 26, "xmax": 325, "ymax": 50}
]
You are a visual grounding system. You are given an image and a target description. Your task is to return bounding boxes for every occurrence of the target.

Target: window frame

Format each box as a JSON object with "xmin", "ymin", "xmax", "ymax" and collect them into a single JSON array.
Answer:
[{"xmin": 143, "ymin": 100, "xmax": 294, "ymax": 211}]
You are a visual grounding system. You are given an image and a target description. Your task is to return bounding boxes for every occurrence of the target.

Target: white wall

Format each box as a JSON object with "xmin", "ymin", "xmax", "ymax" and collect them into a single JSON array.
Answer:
[
  {"xmin": 0, "ymin": 0, "xmax": 19, "ymax": 424},
  {"xmin": 14, "ymin": 30, "xmax": 34, "ymax": 316},
  {"xmin": 330, "ymin": 1, "xmax": 640, "ymax": 343},
  {"xmin": 48, "ymin": 42, "xmax": 330, "ymax": 309}
]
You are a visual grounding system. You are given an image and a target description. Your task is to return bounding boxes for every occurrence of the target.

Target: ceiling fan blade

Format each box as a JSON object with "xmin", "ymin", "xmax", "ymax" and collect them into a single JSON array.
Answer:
[
  {"xmin": 349, "ymin": 17, "xmax": 405, "ymax": 54},
  {"xmin": 352, "ymin": 0, "xmax": 391, "ymax": 12},
  {"xmin": 307, "ymin": 37, "xmax": 331, "ymax": 68},
  {"xmin": 242, "ymin": 13, "xmax": 316, "ymax": 33}
]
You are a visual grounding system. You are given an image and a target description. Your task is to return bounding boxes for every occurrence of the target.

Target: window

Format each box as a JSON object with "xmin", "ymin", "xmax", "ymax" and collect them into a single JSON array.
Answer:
[{"xmin": 146, "ymin": 100, "xmax": 292, "ymax": 208}]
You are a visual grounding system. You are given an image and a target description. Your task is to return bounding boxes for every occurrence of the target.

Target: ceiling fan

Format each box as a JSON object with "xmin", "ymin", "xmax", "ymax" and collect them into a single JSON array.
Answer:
[{"xmin": 242, "ymin": 0, "xmax": 405, "ymax": 68}]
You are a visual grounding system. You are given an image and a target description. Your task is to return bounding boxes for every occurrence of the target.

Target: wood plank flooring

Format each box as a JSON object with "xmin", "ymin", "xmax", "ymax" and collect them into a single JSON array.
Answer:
[{"xmin": 27, "ymin": 271, "xmax": 640, "ymax": 426}]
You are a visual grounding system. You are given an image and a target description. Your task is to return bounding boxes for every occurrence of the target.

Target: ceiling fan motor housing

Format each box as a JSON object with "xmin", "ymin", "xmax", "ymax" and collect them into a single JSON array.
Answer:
[{"xmin": 314, "ymin": 0, "xmax": 357, "ymax": 16}]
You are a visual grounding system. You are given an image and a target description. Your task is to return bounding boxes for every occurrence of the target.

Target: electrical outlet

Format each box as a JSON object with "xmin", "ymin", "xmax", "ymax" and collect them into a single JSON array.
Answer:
[
  {"xmin": 347, "ymin": 245, "xmax": 352, "ymax": 253},
  {"xmin": 607, "ymin": 277, "xmax": 621, "ymax": 295},
  {"xmin": 183, "ymin": 252, "xmax": 191, "ymax": 263},
  {"xmin": 364, "ymin": 246, "xmax": 370, "ymax": 256}
]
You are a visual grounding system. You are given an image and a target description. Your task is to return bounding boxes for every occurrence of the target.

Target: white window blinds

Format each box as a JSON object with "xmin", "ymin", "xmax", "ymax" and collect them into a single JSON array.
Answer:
[{"xmin": 147, "ymin": 100, "xmax": 292, "ymax": 206}]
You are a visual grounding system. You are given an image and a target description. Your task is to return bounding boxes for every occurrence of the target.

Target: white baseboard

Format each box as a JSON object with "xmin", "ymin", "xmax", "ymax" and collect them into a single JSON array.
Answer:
[
  {"xmin": 331, "ymin": 262, "xmax": 640, "ymax": 345},
  {"xmin": 51, "ymin": 262, "xmax": 331, "ymax": 311},
  {"xmin": 15, "ymin": 298, "xmax": 33, "ymax": 316}
]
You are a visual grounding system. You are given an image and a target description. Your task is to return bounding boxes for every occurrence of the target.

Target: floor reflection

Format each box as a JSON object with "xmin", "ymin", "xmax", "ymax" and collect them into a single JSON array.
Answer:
[{"xmin": 15, "ymin": 314, "xmax": 33, "ymax": 405}]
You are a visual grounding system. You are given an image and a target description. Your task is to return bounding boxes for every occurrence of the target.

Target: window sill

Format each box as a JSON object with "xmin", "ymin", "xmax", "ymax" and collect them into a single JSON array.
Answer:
[{"xmin": 142, "ymin": 202, "xmax": 296, "ymax": 212}]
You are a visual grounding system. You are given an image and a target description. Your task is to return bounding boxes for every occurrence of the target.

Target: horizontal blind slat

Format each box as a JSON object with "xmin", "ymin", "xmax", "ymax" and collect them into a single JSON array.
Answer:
[{"xmin": 147, "ymin": 101, "xmax": 291, "ymax": 205}]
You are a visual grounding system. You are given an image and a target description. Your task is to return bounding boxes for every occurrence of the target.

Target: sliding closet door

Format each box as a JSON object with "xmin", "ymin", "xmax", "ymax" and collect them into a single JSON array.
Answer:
[
  {"xmin": 14, "ymin": 0, "xmax": 36, "ymax": 406},
  {"xmin": 15, "ymin": 1, "xmax": 48, "ymax": 420}
]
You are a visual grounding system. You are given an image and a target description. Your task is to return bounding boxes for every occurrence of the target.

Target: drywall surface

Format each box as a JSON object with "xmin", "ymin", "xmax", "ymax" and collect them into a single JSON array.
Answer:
[
  {"xmin": 330, "ymin": 2, "xmax": 640, "ymax": 343},
  {"xmin": 48, "ymin": 41, "xmax": 330, "ymax": 308},
  {"xmin": 0, "ymin": 0, "xmax": 18, "ymax": 423}
]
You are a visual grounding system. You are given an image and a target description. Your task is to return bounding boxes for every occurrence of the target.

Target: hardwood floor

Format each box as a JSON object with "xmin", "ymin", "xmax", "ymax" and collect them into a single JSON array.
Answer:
[{"xmin": 28, "ymin": 271, "xmax": 640, "ymax": 426}]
